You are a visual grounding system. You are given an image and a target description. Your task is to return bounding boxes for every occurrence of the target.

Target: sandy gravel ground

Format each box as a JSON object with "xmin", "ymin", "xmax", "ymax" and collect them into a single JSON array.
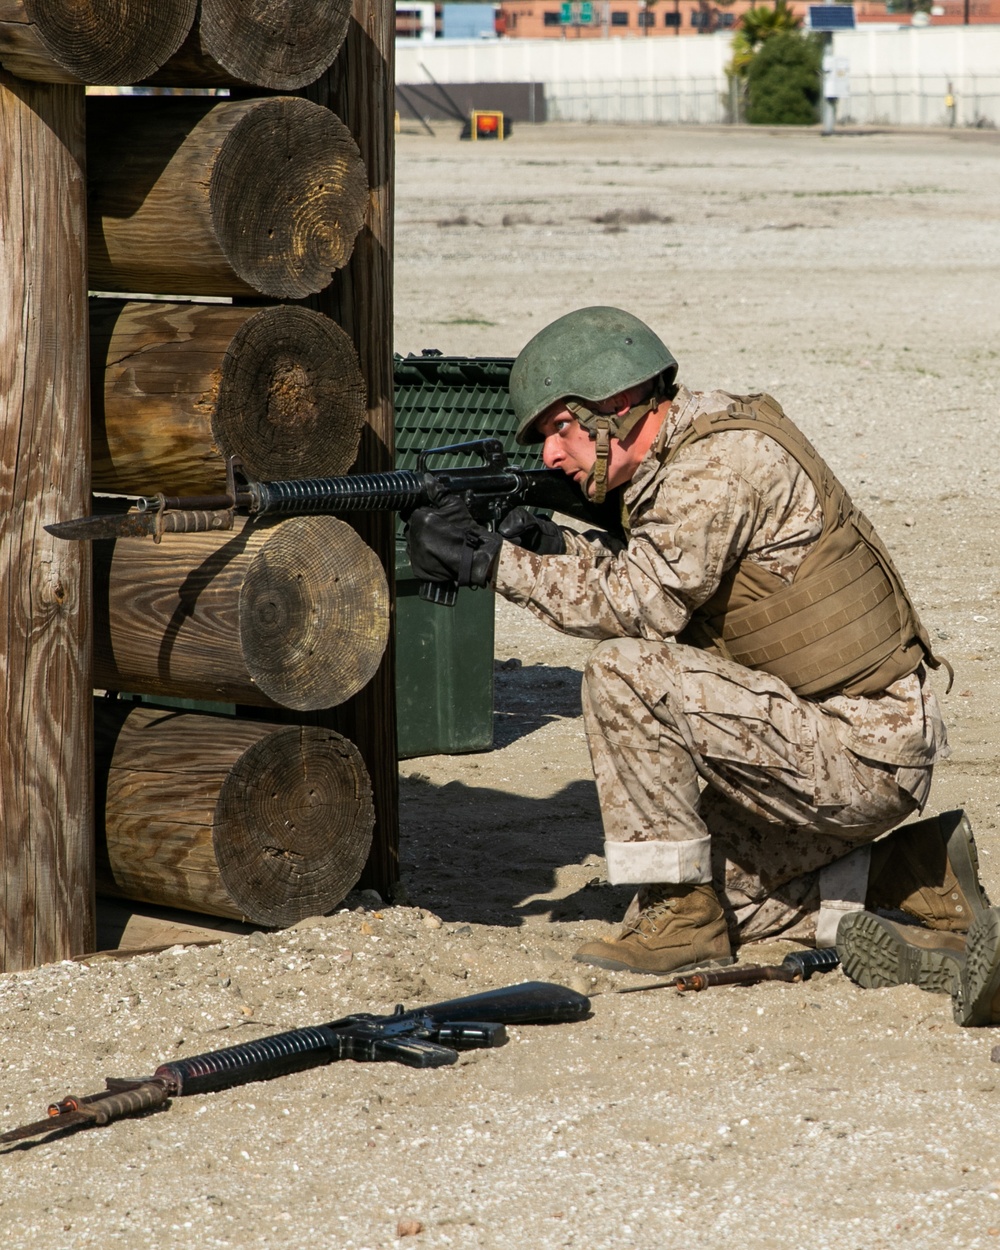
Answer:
[{"xmin": 4, "ymin": 122, "xmax": 1000, "ymax": 1249}]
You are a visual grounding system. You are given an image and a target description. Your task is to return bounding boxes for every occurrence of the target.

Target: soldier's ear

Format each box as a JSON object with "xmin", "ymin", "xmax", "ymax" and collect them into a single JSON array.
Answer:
[{"xmin": 606, "ymin": 392, "xmax": 631, "ymax": 416}]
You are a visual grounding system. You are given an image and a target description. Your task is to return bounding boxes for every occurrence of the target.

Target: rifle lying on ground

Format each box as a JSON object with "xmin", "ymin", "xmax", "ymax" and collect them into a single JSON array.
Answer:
[
  {"xmin": 673, "ymin": 947, "xmax": 840, "ymax": 992},
  {"xmin": 616, "ymin": 947, "xmax": 840, "ymax": 996},
  {"xmin": 44, "ymin": 439, "xmax": 622, "ymax": 605},
  {"xmin": 1, "ymin": 981, "xmax": 590, "ymax": 1146}
]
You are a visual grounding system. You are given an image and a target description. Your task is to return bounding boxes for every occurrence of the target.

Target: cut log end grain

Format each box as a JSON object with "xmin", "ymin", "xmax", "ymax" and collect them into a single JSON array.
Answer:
[
  {"xmin": 215, "ymin": 726, "xmax": 374, "ymax": 927},
  {"xmin": 203, "ymin": 0, "xmax": 351, "ymax": 89},
  {"xmin": 87, "ymin": 96, "xmax": 368, "ymax": 299},
  {"xmin": 94, "ymin": 516, "xmax": 389, "ymax": 711},
  {"xmin": 239, "ymin": 516, "xmax": 389, "ymax": 711},
  {"xmin": 91, "ymin": 300, "xmax": 366, "ymax": 495},
  {"xmin": 12, "ymin": 0, "xmax": 196, "ymax": 84},
  {"xmin": 151, "ymin": 0, "xmax": 353, "ymax": 90},
  {"xmin": 215, "ymin": 305, "xmax": 366, "ymax": 482},
  {"xmin": 210, "ymin": 98, "xmax": 368, "ymax": 299}
]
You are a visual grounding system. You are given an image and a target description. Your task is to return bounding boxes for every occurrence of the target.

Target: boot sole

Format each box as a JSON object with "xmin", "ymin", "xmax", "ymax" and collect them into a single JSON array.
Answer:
[
  {"xmin": 837, "ymin": 911, "xmax": 963, "ymax": 995},
  {"xmin": 941, "ymin": 809, "xmax": 992, "ymax": 926},
  {"xmin": 572, "ymin": 951, "xmax": 735, "ymax": 976},
  {"xmin": 954, "ymin": 907, "xmax": 1000, "ymax": 1026}
]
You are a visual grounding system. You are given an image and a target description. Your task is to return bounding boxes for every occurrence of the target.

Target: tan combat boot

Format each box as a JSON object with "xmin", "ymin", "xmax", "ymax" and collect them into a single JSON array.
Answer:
[
  {"xmin": 866, "ymin": 809, "xmax": 991, "ymax": 933},
  {"xmin": 573, "ymin": 883, "xmax": 734, "ymax": 975},
  {"xmin": 837, "ymin": 910, "xmax": 967, "ymax": 995},
  {"xmin": 953, "ymin": 907, "xmax": 1000, "ymax": 1026}
]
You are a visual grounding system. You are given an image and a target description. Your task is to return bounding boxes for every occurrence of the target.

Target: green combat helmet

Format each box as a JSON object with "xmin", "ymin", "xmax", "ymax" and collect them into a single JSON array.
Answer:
[{"xmin": 509, "ymin": 306, "xmax": 678, "ymax": 502}]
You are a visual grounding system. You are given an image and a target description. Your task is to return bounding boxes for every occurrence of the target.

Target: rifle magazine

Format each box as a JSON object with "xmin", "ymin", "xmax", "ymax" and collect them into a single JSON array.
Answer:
[{"xmin": 373, "ymin": 1036, "xmax": 460, "ymax": 1068}]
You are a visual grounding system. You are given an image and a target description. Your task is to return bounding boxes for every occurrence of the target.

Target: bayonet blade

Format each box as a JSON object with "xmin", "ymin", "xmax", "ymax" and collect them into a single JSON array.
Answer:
[
  {"xmin": 0, "ymin": 1109, "xmax": 91, "ymax": 1144},
  {"xmin": 45, "ymin": 512, "xmax": 158, "ymax": 542}
]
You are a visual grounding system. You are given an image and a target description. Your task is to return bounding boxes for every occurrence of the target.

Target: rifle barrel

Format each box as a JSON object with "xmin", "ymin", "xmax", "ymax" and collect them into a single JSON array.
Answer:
[{"xmin": 253, "ymin": 470, "xmax": 428, "ymax": 516}]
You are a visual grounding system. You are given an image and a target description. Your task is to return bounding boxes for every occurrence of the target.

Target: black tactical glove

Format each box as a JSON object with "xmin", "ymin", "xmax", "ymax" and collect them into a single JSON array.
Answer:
[
  {"xmin": 406, "ymin": 477, "xmax": 503, "ymax": 588},
  {"xmin": 497, "ymin": 507, "xmax": 566, "ymax": 555}
]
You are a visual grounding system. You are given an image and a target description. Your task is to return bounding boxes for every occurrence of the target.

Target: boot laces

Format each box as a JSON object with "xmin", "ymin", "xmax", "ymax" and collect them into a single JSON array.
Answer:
[{"xmin": 622, "ymin": 888, "xmax": 681, "ymax": 937}]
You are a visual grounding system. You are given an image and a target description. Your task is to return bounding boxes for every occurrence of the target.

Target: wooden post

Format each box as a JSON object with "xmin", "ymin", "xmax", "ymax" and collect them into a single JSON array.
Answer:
[
  {"xmin": 302, "ymin": 0, "xmax": 399, "ymax": 897},
  {"xmin": 0, "ymin": 72, "xmax": 93, "ymax": 969}
]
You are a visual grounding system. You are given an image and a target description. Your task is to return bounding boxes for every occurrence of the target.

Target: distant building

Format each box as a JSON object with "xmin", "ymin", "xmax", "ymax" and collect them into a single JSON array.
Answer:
[
  {"xmin": 854, "ymin": 0, "xmax": 1000, "ymax": 21},
  {"xmin": 396, "ymin": 0, "xmax": 1000, "ymax": 42},
  {"xmin": 396, "ymin": 2, "xmax": 442, "ymax": 40},
  {"xmin": 442, "ymin": 2, "xmax": 501, "ymax": 35},
  {"xmin": 498, "ymin": 1, "xmax": 746, "ymax": 38}
]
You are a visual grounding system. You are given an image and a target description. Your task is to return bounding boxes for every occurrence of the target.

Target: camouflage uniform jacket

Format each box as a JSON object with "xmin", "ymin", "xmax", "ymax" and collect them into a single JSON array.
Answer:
[{"xmin": 493, "ymin": 386, "xmax": 947, "ymax": 771}]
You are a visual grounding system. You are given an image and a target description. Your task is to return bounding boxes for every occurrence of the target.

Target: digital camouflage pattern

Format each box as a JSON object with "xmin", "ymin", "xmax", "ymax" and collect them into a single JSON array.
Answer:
[{"xmin": 493, "ymin": 387, "xmax": 948, "ymax": 943}]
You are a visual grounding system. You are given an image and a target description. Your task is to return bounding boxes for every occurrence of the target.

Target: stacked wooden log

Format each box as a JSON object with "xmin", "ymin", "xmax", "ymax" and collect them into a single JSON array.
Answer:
[
  {"xmin": 95, "ymin": 704, "xmax": 374, "ymax": 927},
  {"xmin": 0, "ymin": 1, "xmax": 352, "ymax": 89},
  {"xmin": 0, "ymin": 0, "xmax": 397, "ymax": 968}
]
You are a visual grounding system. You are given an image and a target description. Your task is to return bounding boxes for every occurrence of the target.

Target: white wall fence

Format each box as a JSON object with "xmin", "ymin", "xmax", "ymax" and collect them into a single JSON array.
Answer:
[
  {"xmin": 397, "ymin": 26, "xmax": 1000, "ymax": 127},
  {"xmin": 838, "ymin": 73, "xmax": 1000, "ymax": 127},
  {"xmin": 544, "ymin": 78, "xmax": 731, "ymax": 125}
]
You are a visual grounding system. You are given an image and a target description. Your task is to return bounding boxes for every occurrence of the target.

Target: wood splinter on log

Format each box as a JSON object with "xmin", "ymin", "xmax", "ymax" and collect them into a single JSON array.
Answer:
[
  {"xmin": 90, "ymin": 300, "xmax": 367, "ymax": 496},
  {"xmin": 96, "ymin": 704, "xmax": 375, "ymax": 927},
  {"xmin": 149, "ymin": 0, "xmax": 353, "ymax": 91},
  {"xmin": 0, "ymin": 0, "xmax": 195, "ymax": 84},
  {"xmin": 88, "ymin": 96, "xmax": 368, "ymax": 299},
  {"xmin": 94, "ymin": 515, "xmax": 389, "ymax": 712}
]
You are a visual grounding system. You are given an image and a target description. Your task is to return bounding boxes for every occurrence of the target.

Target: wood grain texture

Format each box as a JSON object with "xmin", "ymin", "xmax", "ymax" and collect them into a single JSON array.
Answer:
[
  {"xmin": 0, "ymin": 73, "xmax": 92, "ymax": 970},
  {"xmin": 301, "ymin": 0, "xmax": 400, "ymax": 895},
  {"xmin": 0, "ymin": 0, "xmax": 195, "ymax": 84},
  {"xmin": 148, "ymin": 0, "xmax": 353, "ymax": 91},
  {"xmin": 96, "ymin": 704, "xmax": 373, "ymax": 925},
  {"xmin": 91, "ymin": 300, "xmax": 366, "ymax": 495},
  {"xmin": 88, "ymin": 96, "xmax": 367, "ymax": 299},
  {"xmin": 93, "ymin": 516, "xmax": 389, "ymax": 711}
]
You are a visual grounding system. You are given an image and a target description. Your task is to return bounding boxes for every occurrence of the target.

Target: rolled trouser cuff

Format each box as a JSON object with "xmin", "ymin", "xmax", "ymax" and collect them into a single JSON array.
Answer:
[
  {"xmin": 815, "ymin": 845, "xmax": 872, "ymax": 948},
  {"xmin": 604, "ymin": 836, "xmax": 712, "ymax": 885}
]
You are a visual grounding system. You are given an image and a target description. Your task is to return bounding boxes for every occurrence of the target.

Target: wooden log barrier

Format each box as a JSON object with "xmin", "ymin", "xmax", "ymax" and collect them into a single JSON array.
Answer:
[
  {"xmin": 88, "ymin": 96, "xmax": 368, "ymax": 299},
  {"xmin": 94, "ymin": 516, "xmax": 389, "ymax": 711},
  {"xmin": 91, "ymin": 300, "xmax": 367, "ymax": 496},
  {"xmin": 149, "ymin": 0, "xmax": 353, "ymax": 92},
  {"xmin": 96, "ymin": 703, "xmax": 374, "ymax": 926},
  {"xmin": 0, "ymin": 0, "xmax": 195, "ymax": 84}
]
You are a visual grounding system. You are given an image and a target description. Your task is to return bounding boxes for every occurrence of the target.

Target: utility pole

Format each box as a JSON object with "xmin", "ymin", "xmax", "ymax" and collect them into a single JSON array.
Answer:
[{"xmin": 821, "ymin": 32, "xmax": 836, "ymax": 135}]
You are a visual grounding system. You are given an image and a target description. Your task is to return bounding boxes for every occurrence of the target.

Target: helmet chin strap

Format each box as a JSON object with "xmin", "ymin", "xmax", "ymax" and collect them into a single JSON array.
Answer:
[{"xmin": 570, "ymin": 393, "xmax": 665, "ymax": 505}]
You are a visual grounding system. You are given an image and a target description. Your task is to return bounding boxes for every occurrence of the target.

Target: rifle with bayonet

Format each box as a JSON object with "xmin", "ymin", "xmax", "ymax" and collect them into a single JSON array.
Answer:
[
  {"xmin": 616, "ymin": 947, "xmax": 841, "ymax": 996},
  {"xmin": 45, "ymin": 439, "xmax": 622, "ymax": 606},
  {"xmin": 1, "ymin": 980, "xmax": 590, "ymax": 1146}
]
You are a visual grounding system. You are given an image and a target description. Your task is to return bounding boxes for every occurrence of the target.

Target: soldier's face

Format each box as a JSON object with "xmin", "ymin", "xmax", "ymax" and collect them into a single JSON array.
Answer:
[
  {"xmin": 535, "ymin": 405, "xmax": 634, "ymax": 496},
  {"xmin": 536, "ymin": 406, "xmax": 599, "ymax": 487}
]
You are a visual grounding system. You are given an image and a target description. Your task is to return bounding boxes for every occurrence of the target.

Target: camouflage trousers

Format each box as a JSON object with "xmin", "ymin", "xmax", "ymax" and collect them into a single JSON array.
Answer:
[{"xmin": 581, "ymin": 639, "xmax": 928, "ymax": 946}]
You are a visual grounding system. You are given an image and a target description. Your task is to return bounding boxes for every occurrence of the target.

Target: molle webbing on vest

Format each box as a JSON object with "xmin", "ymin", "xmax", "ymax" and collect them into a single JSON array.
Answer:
[{"xmin": 665, "ymin": 394, "xmax": 945, "ymax": 699}]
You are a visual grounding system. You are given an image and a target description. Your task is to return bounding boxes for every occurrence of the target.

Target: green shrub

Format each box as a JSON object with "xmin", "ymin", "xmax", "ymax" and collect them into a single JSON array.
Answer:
[{"xmin": 746, "ymin": 32, "xmax": 822, "ymax": 126}]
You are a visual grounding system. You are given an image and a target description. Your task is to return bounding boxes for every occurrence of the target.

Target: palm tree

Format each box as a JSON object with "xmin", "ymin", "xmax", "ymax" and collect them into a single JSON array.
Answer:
[{"xmin": 729, "ymin": 0, "xmax": 803, "ymax": 79}]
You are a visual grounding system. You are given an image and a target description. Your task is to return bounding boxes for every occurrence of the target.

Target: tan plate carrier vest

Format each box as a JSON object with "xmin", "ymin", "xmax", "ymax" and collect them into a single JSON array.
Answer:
[{"xmin": 662, "ymin": 393, "xmax": 948, "ymax": 700}]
